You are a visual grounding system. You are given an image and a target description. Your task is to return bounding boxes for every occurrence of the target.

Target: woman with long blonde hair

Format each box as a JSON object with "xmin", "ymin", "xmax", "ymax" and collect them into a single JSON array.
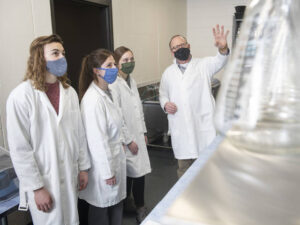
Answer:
[{"xmin": 6, "ymin": 34, "xmax": 91, "ymax": 225}]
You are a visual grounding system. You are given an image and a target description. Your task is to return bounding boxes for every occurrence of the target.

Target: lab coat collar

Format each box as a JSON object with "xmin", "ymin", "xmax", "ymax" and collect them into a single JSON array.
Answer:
[
  {"xmin": 173, "ymin": 56, "xmax": 193, "ymax": 76},
  {"xmin": 57, "ymin": 82, "xmax": 66, "ymax": 122},
  {"xmin": 91, "ymin": 81, "xmax": 114, "ymax": 104},
  {"xmin": 117, "ymin": 76, "xmax": 133, "ymax": 93}
]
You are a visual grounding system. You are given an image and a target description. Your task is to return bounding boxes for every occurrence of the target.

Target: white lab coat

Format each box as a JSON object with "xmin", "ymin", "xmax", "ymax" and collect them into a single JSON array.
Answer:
[
  {"xmin": 159, "ymin": 52, "xmax": 228, "ymax": 159},
  {"xmin": 6, "ymin": 80, "xmax": 91, "ymax": 225},
  {"xmin": 79, "ymin": 82, "xmax": 126, "ymax": 208},
  {"xmin": 109, "ymin": 76, "xmax": 151, "ymax": 178}
]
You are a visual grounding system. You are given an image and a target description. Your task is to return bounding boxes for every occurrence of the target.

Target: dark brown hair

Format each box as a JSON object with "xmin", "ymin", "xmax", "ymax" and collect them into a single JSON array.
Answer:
[
  {"xmin": 78, "ymin": 48, "xmax": 113, "ymax": 100},
  {"xmin": 114, "ymin": 46, "xmax": 132, "ymax": 65},
  {"xmin": 24, "ymin": 34, "xmax": 69, "ymax": 91}
]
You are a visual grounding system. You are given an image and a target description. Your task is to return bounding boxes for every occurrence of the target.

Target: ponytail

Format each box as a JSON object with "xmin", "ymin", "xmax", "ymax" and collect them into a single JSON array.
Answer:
[{"xmin": 79, "ymin": 55, "xmax": 93, "ymax": 100}]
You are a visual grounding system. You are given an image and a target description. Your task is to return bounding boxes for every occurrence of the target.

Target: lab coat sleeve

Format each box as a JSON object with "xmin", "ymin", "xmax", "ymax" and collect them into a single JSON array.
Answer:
[
  {"xmin": 77, "ymin": 109, "xmax": 91, "ymax": 171},
  {"xmin": 138, "ymin": 100, "xmax": 147, "ymax": 133},
  {"xmin": 159, "ymin": 71, "xmax": 170, "ymax": 112},
  {"xmin": 134, "ymin": 83, "xmax": 147, "ymax": 133},
  {"xmin": 6, "ymin": 93, "xmax": 44, "ymax": 192},
  {"xmin": 70, "ymin": 89, "xmax": 91, "ymax": 171},
  {"xmin": 120, "ymin": 117, "xmax": 134, "ymax": 145},
  {"xmin": 82, "ymin": 100, "xmax": 114, "ymax": 180},
  {"xmin": 204, "ymin": 51, "xmax": 229, "ymax": 78},
  {"xmin": 110, "ymin": 84, "xmax": 134, "ymax": 145}
]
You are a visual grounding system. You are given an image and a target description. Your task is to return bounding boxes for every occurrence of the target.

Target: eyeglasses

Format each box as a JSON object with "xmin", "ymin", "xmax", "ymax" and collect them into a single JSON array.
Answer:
[{"xmin": 171, "ymin": 42, "xmax": 188, "ymax": 52}]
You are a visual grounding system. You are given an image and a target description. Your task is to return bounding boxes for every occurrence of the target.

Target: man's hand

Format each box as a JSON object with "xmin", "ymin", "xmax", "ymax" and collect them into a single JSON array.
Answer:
[
  {"xmin": 34, "ymin": 187, "xmax": 53, "ymax": 213},
  {"xmin": 78, "ymin": 171, "xmax": 89, "ymax": 191},
  {"xmin": 164, "ymin": 102, "xmax": 177, "ymax": 114},
  {"xmin": 128, "ymin": 141, "xmax": 139, "ymax": 155},
  {"xmin": 144, "ymin": 135, "xmax": 148, "ymax": 144},
  {"xmin": 106, "ymin": 176, "xmax": 116, "ymax": 185},
  {"xmin": 213, "ymin": 24, "xmax": 229, "ymax": 54}
]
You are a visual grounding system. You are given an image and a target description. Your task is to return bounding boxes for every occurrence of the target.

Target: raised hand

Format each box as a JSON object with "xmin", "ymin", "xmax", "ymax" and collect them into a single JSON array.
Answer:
[{"xmin": 213, "ymin": 24, "xmax": 229, "ymax": 51}]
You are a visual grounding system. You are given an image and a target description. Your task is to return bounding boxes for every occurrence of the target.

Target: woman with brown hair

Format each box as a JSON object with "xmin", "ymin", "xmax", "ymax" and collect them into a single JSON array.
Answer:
[
  {"xmin": 6, "ymin": 34, "xmax": 91, "ymax": 225},
  {"xmin": 110, "ymin": 46, "xmax": 151, "ymax": 223},
  {"xmin": 78, "ymin": 49, "xmax": 130, "ymax": 225}
]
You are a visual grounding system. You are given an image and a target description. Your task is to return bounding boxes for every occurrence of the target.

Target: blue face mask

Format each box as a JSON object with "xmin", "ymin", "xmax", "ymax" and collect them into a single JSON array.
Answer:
[
  {"xmin": 98, "ymin": 67, "xmax": 119, "ymax": 84},
  {"xmin": 46, "ymin": 57, "xmax": 68, "ymax": 77}
]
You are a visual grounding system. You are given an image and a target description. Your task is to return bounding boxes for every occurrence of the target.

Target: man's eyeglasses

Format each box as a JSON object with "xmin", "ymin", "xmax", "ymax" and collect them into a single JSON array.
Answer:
[{"xmin": 171, "ymin": 42, "xmax": 188, "ymax": 52}]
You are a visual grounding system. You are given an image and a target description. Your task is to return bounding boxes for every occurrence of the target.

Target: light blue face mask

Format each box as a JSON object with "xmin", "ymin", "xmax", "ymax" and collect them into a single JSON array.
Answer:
[
  {"xmin": 46, "ymin": 57, "xmax": 68, "ymax": 77},
  {"xmin": 98, "ymin": 67, "xmax": 119, "ymax": 84}
]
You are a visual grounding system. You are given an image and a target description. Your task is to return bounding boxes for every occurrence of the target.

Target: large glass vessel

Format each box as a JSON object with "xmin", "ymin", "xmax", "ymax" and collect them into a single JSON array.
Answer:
[{"xmin": 215, "ymin": 0, "xmax": 300, "ymax": 153}]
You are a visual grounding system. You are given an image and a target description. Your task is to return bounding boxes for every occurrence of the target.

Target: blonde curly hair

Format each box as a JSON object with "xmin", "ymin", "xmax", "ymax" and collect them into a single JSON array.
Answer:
[{"xmin": 24, "ymin": 34, "xmax": 70, "ymax": 91}]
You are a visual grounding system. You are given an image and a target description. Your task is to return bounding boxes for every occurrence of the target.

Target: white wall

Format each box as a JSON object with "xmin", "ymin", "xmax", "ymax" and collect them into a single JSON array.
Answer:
[
  {"xmin": 112, "ymin": 0, "xmax": 187, "ymax": 87},
  {"xmin": 0, "ymin": 0, "xmax": 255, "ymax": 151},
  {"xmin": 0, "ymin": 0, "xmax": 52, "ymax": 148},
  {"xmin": 0, "ymin": 0, "xmax": 51, "ymax": 222},
  {"xmin": 0, "ymin": 0, "xmax": 186, "ymax": 146},
  {"xmin": 187, "ymin": 0, "xmax": 251, "ymax": 78}
]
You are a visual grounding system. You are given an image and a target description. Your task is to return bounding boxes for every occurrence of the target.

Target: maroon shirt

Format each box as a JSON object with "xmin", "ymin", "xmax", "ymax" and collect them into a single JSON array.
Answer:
[{"xmin": 46, "ymin": 81, "xmax": 60, "ymax": 115}]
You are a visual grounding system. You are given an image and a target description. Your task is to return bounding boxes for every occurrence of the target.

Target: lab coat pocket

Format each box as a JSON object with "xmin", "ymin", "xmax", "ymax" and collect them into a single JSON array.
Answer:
[
  {"xmin": 27, "ymin": 173, "xmax": 55, "ymax": 213},
  {"xmin": 167, "ymin": 114, "xmax": 177, "ymax": 135},
  {"xmin": 197, "ymin": 112, "xmax": 214, "ymax": 131},
  {"xmin": 110, "ymin": 148, "xmax": 122, "ymax": 170},
  {"xmin": 167, "ymin": 114, "xmax": 180, "ymax": 149},
  {"xmin": 35, "ymin": 148, "xmax": 51, "ymax": 176},
  {"xmin": 186, "ymin": 71, "xmax": 205, "ymax": 90}
]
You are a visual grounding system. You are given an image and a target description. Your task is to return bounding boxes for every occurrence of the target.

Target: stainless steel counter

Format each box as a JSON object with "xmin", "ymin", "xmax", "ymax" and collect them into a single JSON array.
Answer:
[
  {"xmin": 143, "ymin": 136, "xmax": 300, "ymax": 225},
  {"xmin": 142, "ymin": 136, "xmax": 223, "ymax": 225}
]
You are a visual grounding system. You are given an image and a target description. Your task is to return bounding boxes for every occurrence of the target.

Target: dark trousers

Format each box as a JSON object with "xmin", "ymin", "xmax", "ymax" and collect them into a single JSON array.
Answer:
[
  {"xmin": 126, "ymin": 176, "xmax": 145, "ymax": 207},
  {"xmin": 88, "ymin": 201, "xmax": 123, "ymax": 225},
  {"xmin": 78, "ymin": 198, "xmax": 89, "ymax": 225}
]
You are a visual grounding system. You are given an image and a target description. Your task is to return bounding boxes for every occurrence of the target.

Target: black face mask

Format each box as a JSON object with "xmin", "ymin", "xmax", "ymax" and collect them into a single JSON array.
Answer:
[{"xmin": 174, "ymin": 47, "xmax": 190, "ymax": 61}]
